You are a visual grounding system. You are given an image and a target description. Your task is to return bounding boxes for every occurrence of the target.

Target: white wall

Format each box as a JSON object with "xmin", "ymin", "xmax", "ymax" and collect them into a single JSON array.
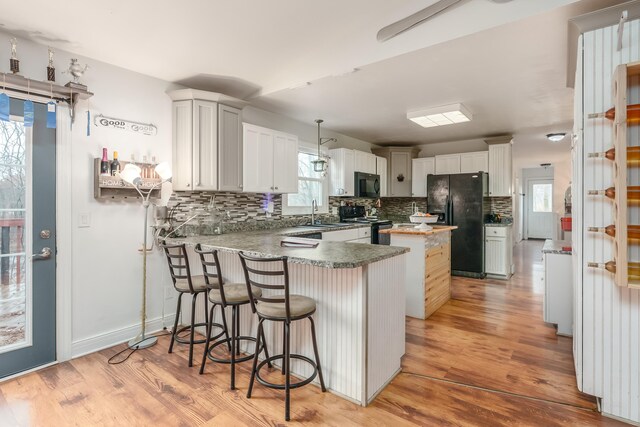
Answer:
[{"xmin": 415, "ymin": 138, "xmax": 488, "ymax": 157}]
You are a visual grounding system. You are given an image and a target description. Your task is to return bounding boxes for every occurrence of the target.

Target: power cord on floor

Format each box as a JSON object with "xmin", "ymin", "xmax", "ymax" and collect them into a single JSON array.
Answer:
[{"xmin": 107, "ymin": 329, "xmax": 173, "ymax": 365}]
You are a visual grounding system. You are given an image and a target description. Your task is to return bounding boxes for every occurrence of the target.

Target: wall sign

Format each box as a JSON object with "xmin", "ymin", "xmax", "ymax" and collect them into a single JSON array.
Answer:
[{"xmin": 94, "ymin": 114, "xmax": 157, "ymax": 136}]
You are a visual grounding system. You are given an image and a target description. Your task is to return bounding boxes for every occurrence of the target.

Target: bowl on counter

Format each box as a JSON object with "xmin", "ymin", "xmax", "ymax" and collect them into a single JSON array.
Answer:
[{"xmin": 409, "ymin": 214, "xmax": 438, "ymax": 230}]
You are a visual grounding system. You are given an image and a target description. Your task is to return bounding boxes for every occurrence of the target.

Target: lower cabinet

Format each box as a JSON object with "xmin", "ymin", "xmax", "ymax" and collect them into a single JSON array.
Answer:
[
  {"xmin": 322, "ymin": 227, "xmax": 371, "ymax": 243},
  {"xmin": 425, "ymin": 243, "xmax": 451, "ymax": 318},
  {"xmin": 484, "ymin": 225, "xmax": 513, "ymax": 278},
  {"xmin": 543, "ymin": 250, "xmax": 573, "ymax": 336}
]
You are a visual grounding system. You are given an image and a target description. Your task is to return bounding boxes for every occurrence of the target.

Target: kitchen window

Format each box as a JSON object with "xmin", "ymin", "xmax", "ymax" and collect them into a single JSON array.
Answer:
[{"xmin": 282, "ymin": 144, "xmax": 329, "ymax": 216}]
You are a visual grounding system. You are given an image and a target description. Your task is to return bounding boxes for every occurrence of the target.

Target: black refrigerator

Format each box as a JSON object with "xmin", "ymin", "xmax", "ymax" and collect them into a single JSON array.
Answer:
[{"xmin": 427, "ymin": 172, "xmax": 488, "ymax": 278}]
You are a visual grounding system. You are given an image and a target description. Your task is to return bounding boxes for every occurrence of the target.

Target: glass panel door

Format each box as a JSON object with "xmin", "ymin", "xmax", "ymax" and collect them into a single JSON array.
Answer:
[
  {"xmin": 0, "ymin": 97, "xmax": 56, "ymax": 379},
  {"xmin": 0, "ymin": 118, "xmax": 28, "ymax": 354}
]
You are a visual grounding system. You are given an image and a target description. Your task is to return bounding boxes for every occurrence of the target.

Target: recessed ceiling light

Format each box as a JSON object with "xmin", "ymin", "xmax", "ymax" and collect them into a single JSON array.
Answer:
[
  {"xmin": 407, "ymin": 103, "xmax": 472, "ymax": 128},
  {"xmin": 546, "ymin": 133, "xmax": 566, "ymax": 142}
]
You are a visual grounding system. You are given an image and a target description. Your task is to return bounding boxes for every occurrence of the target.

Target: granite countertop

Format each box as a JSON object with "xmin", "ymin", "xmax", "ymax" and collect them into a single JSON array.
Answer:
[
  {"xmin": 379, "ymin": 225, "xmax": 458, "ymax": 236},
  {"xmin": 542, "ymin": 239, "xmax": 572, "ymax": 255},
  {"xmin": 167, "ymin": 225, "xmax": 409, "ymax": 269}
]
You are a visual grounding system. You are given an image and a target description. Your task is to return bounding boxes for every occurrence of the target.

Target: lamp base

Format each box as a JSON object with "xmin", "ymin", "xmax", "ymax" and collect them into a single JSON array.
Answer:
[{"xmin": 128, "ymin": 335, "xmax": 158, "ymax": 350}]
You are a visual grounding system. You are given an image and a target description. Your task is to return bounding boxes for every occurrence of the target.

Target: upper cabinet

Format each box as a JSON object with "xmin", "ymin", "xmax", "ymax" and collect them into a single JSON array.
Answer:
[
  {"xmin": 372, "ymin": 147, "xmax": 419, "ymax": 197},
  {"xmin": 168, "ymin": 89, "xmax": 246, "ymax": 192},
  {"xmin": 329, "ymin": 148, "xmax": 355, "ymax": 196},
  {"xmin": 243, "ymin": 123, "xmax": 298, "ymax": 194},
  {"xmin": 354, "ymin": 151, "xmax": 377, "ymax": 174},
  {"xmin": 460, "ymin": 152, "xmax": 488, "ymax": 174},
  {"xmin": 376, "ymin": 156, "xmax": 388, "ymax": 197},
  {"xmin": 487, "ymin": 142, "xmax": 513, "ymax": 197},
  {"xmin": 411, "ymin": 157, "xmax": 435, "ymax": 197},
  {"xmin": 435, "ymin": 154, "xmax": 461, "ymax": 175}
]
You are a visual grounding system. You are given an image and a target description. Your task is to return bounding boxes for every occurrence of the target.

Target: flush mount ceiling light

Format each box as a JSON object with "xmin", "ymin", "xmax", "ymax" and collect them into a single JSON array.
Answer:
[
  {"xmin": 407, "ymin": 103, "xmax": 472, "ymax": 128},
  {"xmin": 546, "ymin": 133, "xmax": 566, "ymax": 142}
]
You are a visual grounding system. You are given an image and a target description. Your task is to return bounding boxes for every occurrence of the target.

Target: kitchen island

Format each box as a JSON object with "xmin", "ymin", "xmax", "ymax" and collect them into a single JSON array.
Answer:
[
  {"xmin": 168, "ymin": 226, "xmax": 408, "ymax": 406},
  {"xmin": 380, "ymin": 225, "xmax": 457, "ymax": 319}
]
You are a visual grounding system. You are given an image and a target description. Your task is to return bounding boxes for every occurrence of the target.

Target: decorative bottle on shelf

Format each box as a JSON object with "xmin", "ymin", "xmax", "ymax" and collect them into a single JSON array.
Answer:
[
  {"xmin": 588, "ymin": 146, "xmax": 640, "ymax": 164},
  {"xmin": 110, "ymin": 151, "xmax": 121, "ymax": 176},
  {"xmin": 587, "ymin": 261, "xmax": 640, "ymax": 280},
  {"xmin": 587, "ymin": 186, "xmax": 640, "ymax": 201},
  {"xmin": 588, "ymin": 224, "xmax": 640, "ymax": 241},
  {"xmin": 588, "ymin": 104, "xmax": 640, "ymax": 123},
  {"xmin": 100, "ymin": 148, "xmax": 110, "ymax": 176}
]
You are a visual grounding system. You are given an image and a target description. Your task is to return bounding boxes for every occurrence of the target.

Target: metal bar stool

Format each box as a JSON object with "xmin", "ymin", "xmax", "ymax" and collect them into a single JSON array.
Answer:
[
  {"xmin": 161, "ymin": 243, "xmax": 227, "ymax": 367},
  {"xmin": 195, "ymin": 245, "xmax": 271, "ymax": 389},
  {"xmin": 239, "ymin": 252, "xmax": 326, "ymax": 422}
]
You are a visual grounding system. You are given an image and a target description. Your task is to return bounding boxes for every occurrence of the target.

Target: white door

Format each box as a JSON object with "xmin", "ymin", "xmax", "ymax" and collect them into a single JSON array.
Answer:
[
  {"xmin": 527, "ymin": 179, "xmax": 554, "ymax": 239},
  {"xmin": 460, "ymin": 152, "xmax": 488, "ymax": 173},
  {"xmin": 412, "ymin": 158, "xmax": 435, "ymax": 197},
  {"xmin": 243, "ymin": 124, "xmax": 273, "ymax": 193},
  {"xmin": 192, "ymin": 100, "xmax": 218, "ymax": 191},
  {"xmin": 435, "ymin": 154, "xmax": 461, "ymax": 175},
  {"xmin": 376, "ymin": 157, "xmax": 388, "ymax": 197}
]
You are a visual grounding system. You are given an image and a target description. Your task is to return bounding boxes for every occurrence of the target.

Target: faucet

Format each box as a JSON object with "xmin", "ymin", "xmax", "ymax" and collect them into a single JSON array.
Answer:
[{"xmin": 311, "ymin": 199, "xmax": 318, "ymax": 225}]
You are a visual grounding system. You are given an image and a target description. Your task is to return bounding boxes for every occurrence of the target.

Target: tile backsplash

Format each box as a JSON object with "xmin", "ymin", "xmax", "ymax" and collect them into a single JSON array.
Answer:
[
  {"xmin": 488, "ymin": 196, "xmax": 513, "ymax": 218},
  {"xmin": 167, "ymin": 191, "xmax": 424, "ymax": 233}
]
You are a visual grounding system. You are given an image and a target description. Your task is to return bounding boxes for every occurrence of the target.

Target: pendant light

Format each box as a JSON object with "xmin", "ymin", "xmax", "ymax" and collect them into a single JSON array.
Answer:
[{"xmin": 311, "ymin": 119, "xmax": 337, "ymax": 173}]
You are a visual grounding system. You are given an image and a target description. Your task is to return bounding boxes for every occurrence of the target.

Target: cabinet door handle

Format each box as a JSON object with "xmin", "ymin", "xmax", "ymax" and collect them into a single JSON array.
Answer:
[
  {"xmin": 275, "ymin": 186, "xmax": 279, "ymax": 190},
  {"xmin": 186, "ymin": 183, "xmax": 190, "ymax": 187}
]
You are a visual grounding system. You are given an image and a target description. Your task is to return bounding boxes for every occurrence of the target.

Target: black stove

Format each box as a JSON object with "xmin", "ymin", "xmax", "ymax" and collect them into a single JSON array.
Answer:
[{"xmin": 339, "ymin": 206, "xmax": 392, "ymax": 244}]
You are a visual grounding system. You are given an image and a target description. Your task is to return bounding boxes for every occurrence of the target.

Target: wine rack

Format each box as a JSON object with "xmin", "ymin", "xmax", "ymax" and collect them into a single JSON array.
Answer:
[
  {"xmin": 93, "ymin": 158, "xmax": 162, "ymax": 200},
  {"xmin": 613, "ymin": 61, "xmax": 640, "ymax": 288}
]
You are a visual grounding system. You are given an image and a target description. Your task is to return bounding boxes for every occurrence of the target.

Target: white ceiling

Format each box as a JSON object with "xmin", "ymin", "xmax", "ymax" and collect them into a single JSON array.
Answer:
[{"xmin": 0, "ymin": 0, "xmax": 626, "ymax": 149}]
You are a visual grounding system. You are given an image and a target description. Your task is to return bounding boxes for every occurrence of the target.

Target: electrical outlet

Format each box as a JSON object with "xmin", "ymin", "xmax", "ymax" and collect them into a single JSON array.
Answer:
[
  {"xmin": 78, "ymin": 212, "xmax": 91, "ymax": 228},
  {"xmin": 332, "ymin": 207, "xmax": 338, "ymax": 215}
]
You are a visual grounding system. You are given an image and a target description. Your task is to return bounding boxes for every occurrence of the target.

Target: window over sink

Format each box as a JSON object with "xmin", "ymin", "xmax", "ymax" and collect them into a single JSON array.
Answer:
[{"xmin": 282, "ymin": 144, "xmax": 329, "ymax": 216}]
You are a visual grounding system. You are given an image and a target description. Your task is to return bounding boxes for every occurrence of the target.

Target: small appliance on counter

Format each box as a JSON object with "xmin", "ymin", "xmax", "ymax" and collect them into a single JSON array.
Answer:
[{"xmin": 339, "ymin": 205, "xmax": 392, "ymax": 244}]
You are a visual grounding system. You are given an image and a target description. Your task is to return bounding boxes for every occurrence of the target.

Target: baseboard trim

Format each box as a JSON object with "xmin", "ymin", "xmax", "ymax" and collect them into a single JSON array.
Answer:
[{"xmin": 71, "ymin": 315, "xmax": 175, "ymax": 359}]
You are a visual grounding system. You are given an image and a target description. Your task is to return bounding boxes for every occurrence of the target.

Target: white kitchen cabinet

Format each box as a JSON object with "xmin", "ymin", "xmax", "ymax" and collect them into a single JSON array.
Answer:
[
  {"xmin": 488, "ymin": 143, "xmax": 512, "ymax": 196},
  {"xmin": 411, "ymin": 157, "xmax": 435, "ymax": 197},
  {"xmin": 484, "ymin": 225, "xmax": 513, "ymax": 278},
  {"xmin": 169, "ymin": 90, "xmax": 245, "ymax": 192},
  {"xmin": 329, "ymin": 148, "xmax": 355, "ymax": 196},
  {"xmin": 218, "ymin": 104, "xmax": 243, "ymax": 192},
  {"xmin": 460, "ymin": 152, "xmax": 488, "ymax": 174},
  {"xmin": 322, "ymin": 227, "xmax": 371, "ymax": 243},
  {"xmin": 376, "ymin": 156, "xmax": 388, "ymax": 197},
  {"xmin": 435, "ymin": 154, "xmax": 461, "ymax": 175},
  {"xmin": 543, "ymin": 244, "xmax": 573, "ymax": 336},
  {"xmin": 243, "ymin": 123, "xmax": 298, "ymax": 194},
  {"xmin": 354, "ymin": 151, "xmax": 377, "ymax": 174}
]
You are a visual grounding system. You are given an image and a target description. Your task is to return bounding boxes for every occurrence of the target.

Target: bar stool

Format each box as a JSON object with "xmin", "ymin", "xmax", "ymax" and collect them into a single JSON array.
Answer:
[
  {"xmin": 161, "ymin": 243, "xmax": 227, "ymax": 367},
  {"xmin": 195, "ymin": 245, "xmax": 271, "ymax": 389},
  {"xmin": 238, "ymin": 252, "xmax": 326, "ymax": 422}
]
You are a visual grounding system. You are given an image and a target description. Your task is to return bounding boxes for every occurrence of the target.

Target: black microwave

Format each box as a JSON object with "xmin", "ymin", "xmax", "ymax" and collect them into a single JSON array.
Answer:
[{"xmin": 354, "ymin": 172, "xmax": 381, "ymax": 198}]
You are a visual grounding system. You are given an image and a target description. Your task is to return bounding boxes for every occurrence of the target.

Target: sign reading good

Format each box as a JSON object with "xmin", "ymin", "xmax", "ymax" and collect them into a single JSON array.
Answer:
[{"xmin": 94, "ymin": 114, "xmax": 157, "ymax": 136}]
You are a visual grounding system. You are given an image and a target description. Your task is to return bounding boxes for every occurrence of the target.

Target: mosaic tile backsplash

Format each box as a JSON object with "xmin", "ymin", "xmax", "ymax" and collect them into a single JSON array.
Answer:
[
  {"xmin": 167, "ymin": 191, "xmax": 424, "ymax": 234},
  {"xmin": 167, "ymin": 190, "xmax": 513, "ymax": 234}
]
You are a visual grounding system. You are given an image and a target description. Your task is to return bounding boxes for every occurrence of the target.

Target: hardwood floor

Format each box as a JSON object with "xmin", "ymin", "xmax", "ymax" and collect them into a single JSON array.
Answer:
[{"xmin": 0, "ymin": 240, "xmax": 627, "ymax": 426}]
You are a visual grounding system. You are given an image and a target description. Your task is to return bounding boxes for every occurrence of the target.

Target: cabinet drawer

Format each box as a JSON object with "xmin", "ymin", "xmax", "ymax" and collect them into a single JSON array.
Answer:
[
  {"xmin": 485, "ymin": 226, "xmax": 507, "ymax": 237},
  {"xmin": 358, "ymin": 227, "xmax": 371, "ymax": 238}
]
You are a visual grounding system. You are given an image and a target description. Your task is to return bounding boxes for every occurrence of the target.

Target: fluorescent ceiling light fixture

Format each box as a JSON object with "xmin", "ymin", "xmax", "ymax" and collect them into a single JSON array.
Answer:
[
  {"xmin": 546, "ymin": 133, "xmax": 566, "ymax": 142},
  {"xmin": 407, "ymin": 103, "xmax": 472, "ymax": 128}
]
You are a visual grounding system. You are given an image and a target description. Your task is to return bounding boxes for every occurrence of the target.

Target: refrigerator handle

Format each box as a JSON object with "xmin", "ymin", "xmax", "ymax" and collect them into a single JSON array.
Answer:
[{"xmin": 448, "ymin": 196, "xmax": 453, "ymax": 225}]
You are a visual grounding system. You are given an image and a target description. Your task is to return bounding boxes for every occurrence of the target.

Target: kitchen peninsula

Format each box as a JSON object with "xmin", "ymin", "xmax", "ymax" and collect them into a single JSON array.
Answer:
[
  {"xmin": 169, "ymin": 225, "xmax": 408, "ymax": 405},
  {"xmin": 380, "ymin": 226, "xmax": 457, "ymax": 319}
]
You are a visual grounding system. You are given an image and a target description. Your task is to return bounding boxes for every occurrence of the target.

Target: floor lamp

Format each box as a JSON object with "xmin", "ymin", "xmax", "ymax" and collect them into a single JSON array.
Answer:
[{"xmin": 120, "ymin": 162, "xmax": 172, "ymax": 349}]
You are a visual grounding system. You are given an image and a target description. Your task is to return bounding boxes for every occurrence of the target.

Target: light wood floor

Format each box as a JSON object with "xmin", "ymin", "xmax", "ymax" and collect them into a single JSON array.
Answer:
[{"xmin": 0, "ymin": 240, "xmax": 627, "ymax": 426}]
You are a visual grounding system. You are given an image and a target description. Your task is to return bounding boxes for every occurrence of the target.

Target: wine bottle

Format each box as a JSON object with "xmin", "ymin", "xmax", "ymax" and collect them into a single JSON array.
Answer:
[
  {"xmin": 588, "ymin": 224, "xmax": 640, "ymax": 241},
  {"xmin": 100, "ymin": 148, "xmax": 110, "ymax": 176},
  {"xmin": 588, "ymin": 104, "xmax": 640, "ymax": 123},
  {"xmin": 588, "ymin": 146, "xmax": 640, "ymax": 164},
  {"xmin": 110, "ymin": 151, "xmax": 121, "ymax": 176},
  {"xmin": 587, "ymin": 260, "xmax": 640, "ymax": 280},
  {"xmin": 587, "ymin": 186, "xmax": 640, "ymax": 201}
]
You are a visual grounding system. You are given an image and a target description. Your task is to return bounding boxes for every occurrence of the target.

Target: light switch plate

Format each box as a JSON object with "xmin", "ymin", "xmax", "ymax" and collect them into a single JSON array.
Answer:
[{"xmin": 78, "ymin": 212, "xmax": 91, "ymax": 228}]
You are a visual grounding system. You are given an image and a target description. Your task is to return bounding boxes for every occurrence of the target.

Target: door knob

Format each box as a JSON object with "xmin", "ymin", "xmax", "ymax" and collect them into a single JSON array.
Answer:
[{"xmin": 33, "ymin": 247, "xmax": 52, "ymax": 260}]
